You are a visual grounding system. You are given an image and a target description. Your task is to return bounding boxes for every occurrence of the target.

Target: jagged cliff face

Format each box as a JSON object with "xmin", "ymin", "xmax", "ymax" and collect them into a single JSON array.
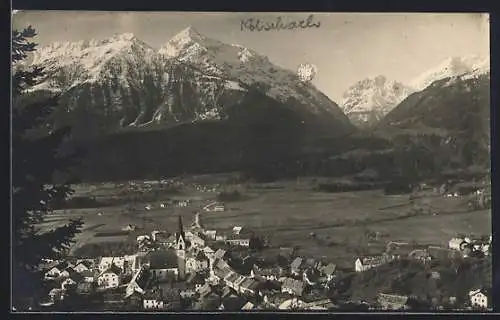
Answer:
[
  {"xmin": 26, "ymin": 33, "xmax": 245, "ymax": 137},
  {"xmin": 25, "ymin": 27, "xmax": 354, "ymax": 138},
  {"xmin": 341, "ymin": 76, "xmax": 413, "ymax": 128}
]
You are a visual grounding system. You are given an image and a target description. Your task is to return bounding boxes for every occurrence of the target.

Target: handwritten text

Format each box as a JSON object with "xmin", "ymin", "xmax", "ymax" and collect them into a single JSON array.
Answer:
[{"xmin": 241, "ymin": 14, "xmax": 321, "ymax": 32}]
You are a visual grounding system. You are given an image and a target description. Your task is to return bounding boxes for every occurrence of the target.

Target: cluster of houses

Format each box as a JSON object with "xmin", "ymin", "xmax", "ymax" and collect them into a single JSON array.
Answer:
[
  {"xmin": 370, "ymin": 286, "xmax": 492, "ymax": 311},
  {"xmin": 135, "ymin": 224, "xmax": 251, "ymax": 253},
  {"xmin": 448, "ymin": 235, "xmax": 491, "ymax": 258},
  {"xmin": 202, "ymin": 248, "xmax": 341, "ymax": 310},
  {"xmin": 353, "ymin": 233, "xmax": 492, "ymax": 274},
  {"xmin": 39, "ymin": 212, "xmax": 343, "ymax": 311},
  {"xmin": 39, "ymin": 202, "xmax": 493, "ymax": 312},
  {"xmin": 194, "ymin": 184, "xmax": 220, "ymax": 193},
  {"xmin": 144, "ymin": 199, "xmax": 191, "ymax": 211},
  {"xmin": 41, "ymin": 254, "xmax": 137, "ymax": 304},
  {"xmin": 349, "ymin": 235, "xmax": 492, "ymax": 311},
  {"xmin": 416, "ymin": 180, "xmax": 491, "ymax": 209},
  {"xmin": 441, "ymin": 182, "xmax": 492, "ymax": 210}
]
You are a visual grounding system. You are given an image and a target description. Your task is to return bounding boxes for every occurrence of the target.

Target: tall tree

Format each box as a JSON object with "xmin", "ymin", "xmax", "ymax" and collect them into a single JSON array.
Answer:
[{"xmin": 12, "ymin": 26, "xmax": 83, "ymax": 310}]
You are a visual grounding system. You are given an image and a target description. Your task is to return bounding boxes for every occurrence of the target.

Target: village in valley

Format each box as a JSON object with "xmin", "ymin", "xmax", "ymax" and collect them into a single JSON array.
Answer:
[
  {"xmin": 36, "ymin": 177, "xmax": 492, "ymax": 312},
  {"xmin": 11, "ymin": 11, "xmax": 493, "ymax": 314}
]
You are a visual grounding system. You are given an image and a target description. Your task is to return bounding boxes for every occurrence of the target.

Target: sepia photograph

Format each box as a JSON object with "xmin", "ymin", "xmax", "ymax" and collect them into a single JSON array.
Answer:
[{"xmin": 11, "ymin": 11, "xmax": 491, "ymax": 312}]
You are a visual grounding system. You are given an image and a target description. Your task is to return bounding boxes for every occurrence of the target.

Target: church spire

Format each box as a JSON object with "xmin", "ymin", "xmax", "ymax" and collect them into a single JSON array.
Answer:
[
  {"xmin": 178, "ymin": 215, "xmax": 184, "ymax": 235},
  {"xmin": 176, "ymin": 215, "xmax": 185, "ymax": 244}
]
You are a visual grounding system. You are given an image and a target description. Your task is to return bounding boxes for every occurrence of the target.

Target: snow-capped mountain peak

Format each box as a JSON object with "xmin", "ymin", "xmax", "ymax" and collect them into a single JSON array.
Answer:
[
  {"xmin": 158, "ymin": 26, "xmax": 223, "ymax": 61},
  {"xmin": 341, "ymin": 75, "xmax": 413, "ymax": 127},
  {"xmin": 410, "ymin": 55, "xmax": 489, "ymax": 91},
  {"xmin": 24, "ymin": 30, "xmax": 353, "ymax": 135},
  {"xmin": 32, "ymin": 33, "xmax": 153, "ymax": 65},
  {"xmin": 171, "ymin": 26, "xmax": 205, "ymax": 43},
  {"xmin": 28, "ymin": 33, "xmax": 157, "ymax": 93}
]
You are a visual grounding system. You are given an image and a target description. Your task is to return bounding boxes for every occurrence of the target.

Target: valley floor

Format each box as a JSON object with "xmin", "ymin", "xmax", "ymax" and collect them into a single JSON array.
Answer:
[{"xmin": 45, "ymin": 174, "xmax": 491, "ymax": 268}]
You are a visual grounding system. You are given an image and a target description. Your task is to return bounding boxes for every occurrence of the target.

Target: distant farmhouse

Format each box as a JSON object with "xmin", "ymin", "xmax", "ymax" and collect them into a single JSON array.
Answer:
[{"xmin": 203, "ymin": 202, "xmax": 226, "ymax": 212}]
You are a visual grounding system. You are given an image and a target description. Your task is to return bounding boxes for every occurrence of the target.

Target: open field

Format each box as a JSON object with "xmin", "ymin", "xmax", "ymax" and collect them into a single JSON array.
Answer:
[{"xmin": 37, "ymin": 174, "xmax": 491, "ymax": 266}]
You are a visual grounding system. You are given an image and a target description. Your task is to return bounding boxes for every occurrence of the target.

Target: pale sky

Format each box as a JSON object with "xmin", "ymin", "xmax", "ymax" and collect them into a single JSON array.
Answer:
[{"xmin": 13, "ymin": 11, "xmax": 489, "ymax": 102}]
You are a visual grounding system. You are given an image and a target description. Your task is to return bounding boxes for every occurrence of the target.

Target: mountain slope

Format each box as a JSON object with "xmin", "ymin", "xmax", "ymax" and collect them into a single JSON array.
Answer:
[
  {"xmin": 409, "ymin": 55, "xmax": 489, "ymax": 91},
  {"xmin": 340, "ymin": 56, "xmax": 489, "ymax": 128},
  {"xmin": 376, "ymin": 68, "xmax": 490, "ymax": 168},
  {"xmin": 159, "ymin": 27, "xmax": 353, "ymax": 134},
  {"xmin": 341, "ymin": 76, "xmax": 413, "ymax": 127},
  {"xmin": 26, "ymin": 28, "xmax": 354, "ymax": 138}
]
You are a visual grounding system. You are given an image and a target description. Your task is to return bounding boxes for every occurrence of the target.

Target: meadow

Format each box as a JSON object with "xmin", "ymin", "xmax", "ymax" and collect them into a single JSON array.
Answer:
[{"xmin": 38, "ymin": 174, "xmax": 491, "ymax": 267}]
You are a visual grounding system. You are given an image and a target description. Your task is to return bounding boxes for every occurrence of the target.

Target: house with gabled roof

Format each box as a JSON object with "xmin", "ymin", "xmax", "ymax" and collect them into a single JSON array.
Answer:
[
  {"xmin": 44, "ymin": 262, "xmax": 69, "ymax": 280},
  {"xmin": 98, "ymin": 256, "xmax": 131, "ymax": 274},
  {"xmin": 61, "ymin": 272, "xmax": 83, "ymax": 291},
  {"xmin": 73, "ymin": 260, "xmax": 93, "ymax": 273},
  {"xmin": 61, "ymin": 278, "xmax": 78, "ymax": 290},
  {"xmin": 354, "ymin": 256, "xmax": 387, "ymax": 272},
  {"xmin": 98, "ymin": 257, "xmax": 115, "ymax": 273},
  {"xmin": 469, "ymin": 288, "xmax": 491, "ymax": 310},
  {"xmin": 125, "ymin": 266, "xmax": 151, "ymax": 298},
  {"xmin": 59, "ymin": 266, "xmax": 75, "ymax": 279},
  {"xmin": 186, "ymin": 251, "xmax": 210, "ymax": 274},
  {"xmin": 97, "ymin": 264, "xmax": 122, "ymax": 289},
  {"xmin": 233, "ymin": 226, "xmax": 243, "ymax": 235}
]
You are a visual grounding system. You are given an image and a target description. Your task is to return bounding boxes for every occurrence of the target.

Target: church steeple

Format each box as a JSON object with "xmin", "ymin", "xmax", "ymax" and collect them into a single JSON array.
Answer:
[
  {"xmin": 175, "ymin": 215, "xmax": 186, "ymax": 280},
  {"xmin": 176, "ymin": 215, "xmax": 186, "ymax": 250},
  {"xmin": 177, "ymin": 215, "xmax": 185, "ymax": 240},
  {"xmin": 178, "ymin": 215, "xmax": 184, "ymax": 234}
]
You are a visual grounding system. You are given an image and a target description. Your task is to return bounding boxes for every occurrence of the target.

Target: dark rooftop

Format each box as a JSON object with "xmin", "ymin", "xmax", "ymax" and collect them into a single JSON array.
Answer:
[
  {"xmin": 220, "ymin": 296, "xmax": 247, "ymax": 311},
  {"xmin": 100, "ymin": 264, "xmax": 122, "ymax": 276},
  {"xmin": 146, "ymin": 249, "xmax": 178, "ymax": 269},
  {"xmin": 186, "ymin": 272, "xmax": 206, "ymax": 285}
]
